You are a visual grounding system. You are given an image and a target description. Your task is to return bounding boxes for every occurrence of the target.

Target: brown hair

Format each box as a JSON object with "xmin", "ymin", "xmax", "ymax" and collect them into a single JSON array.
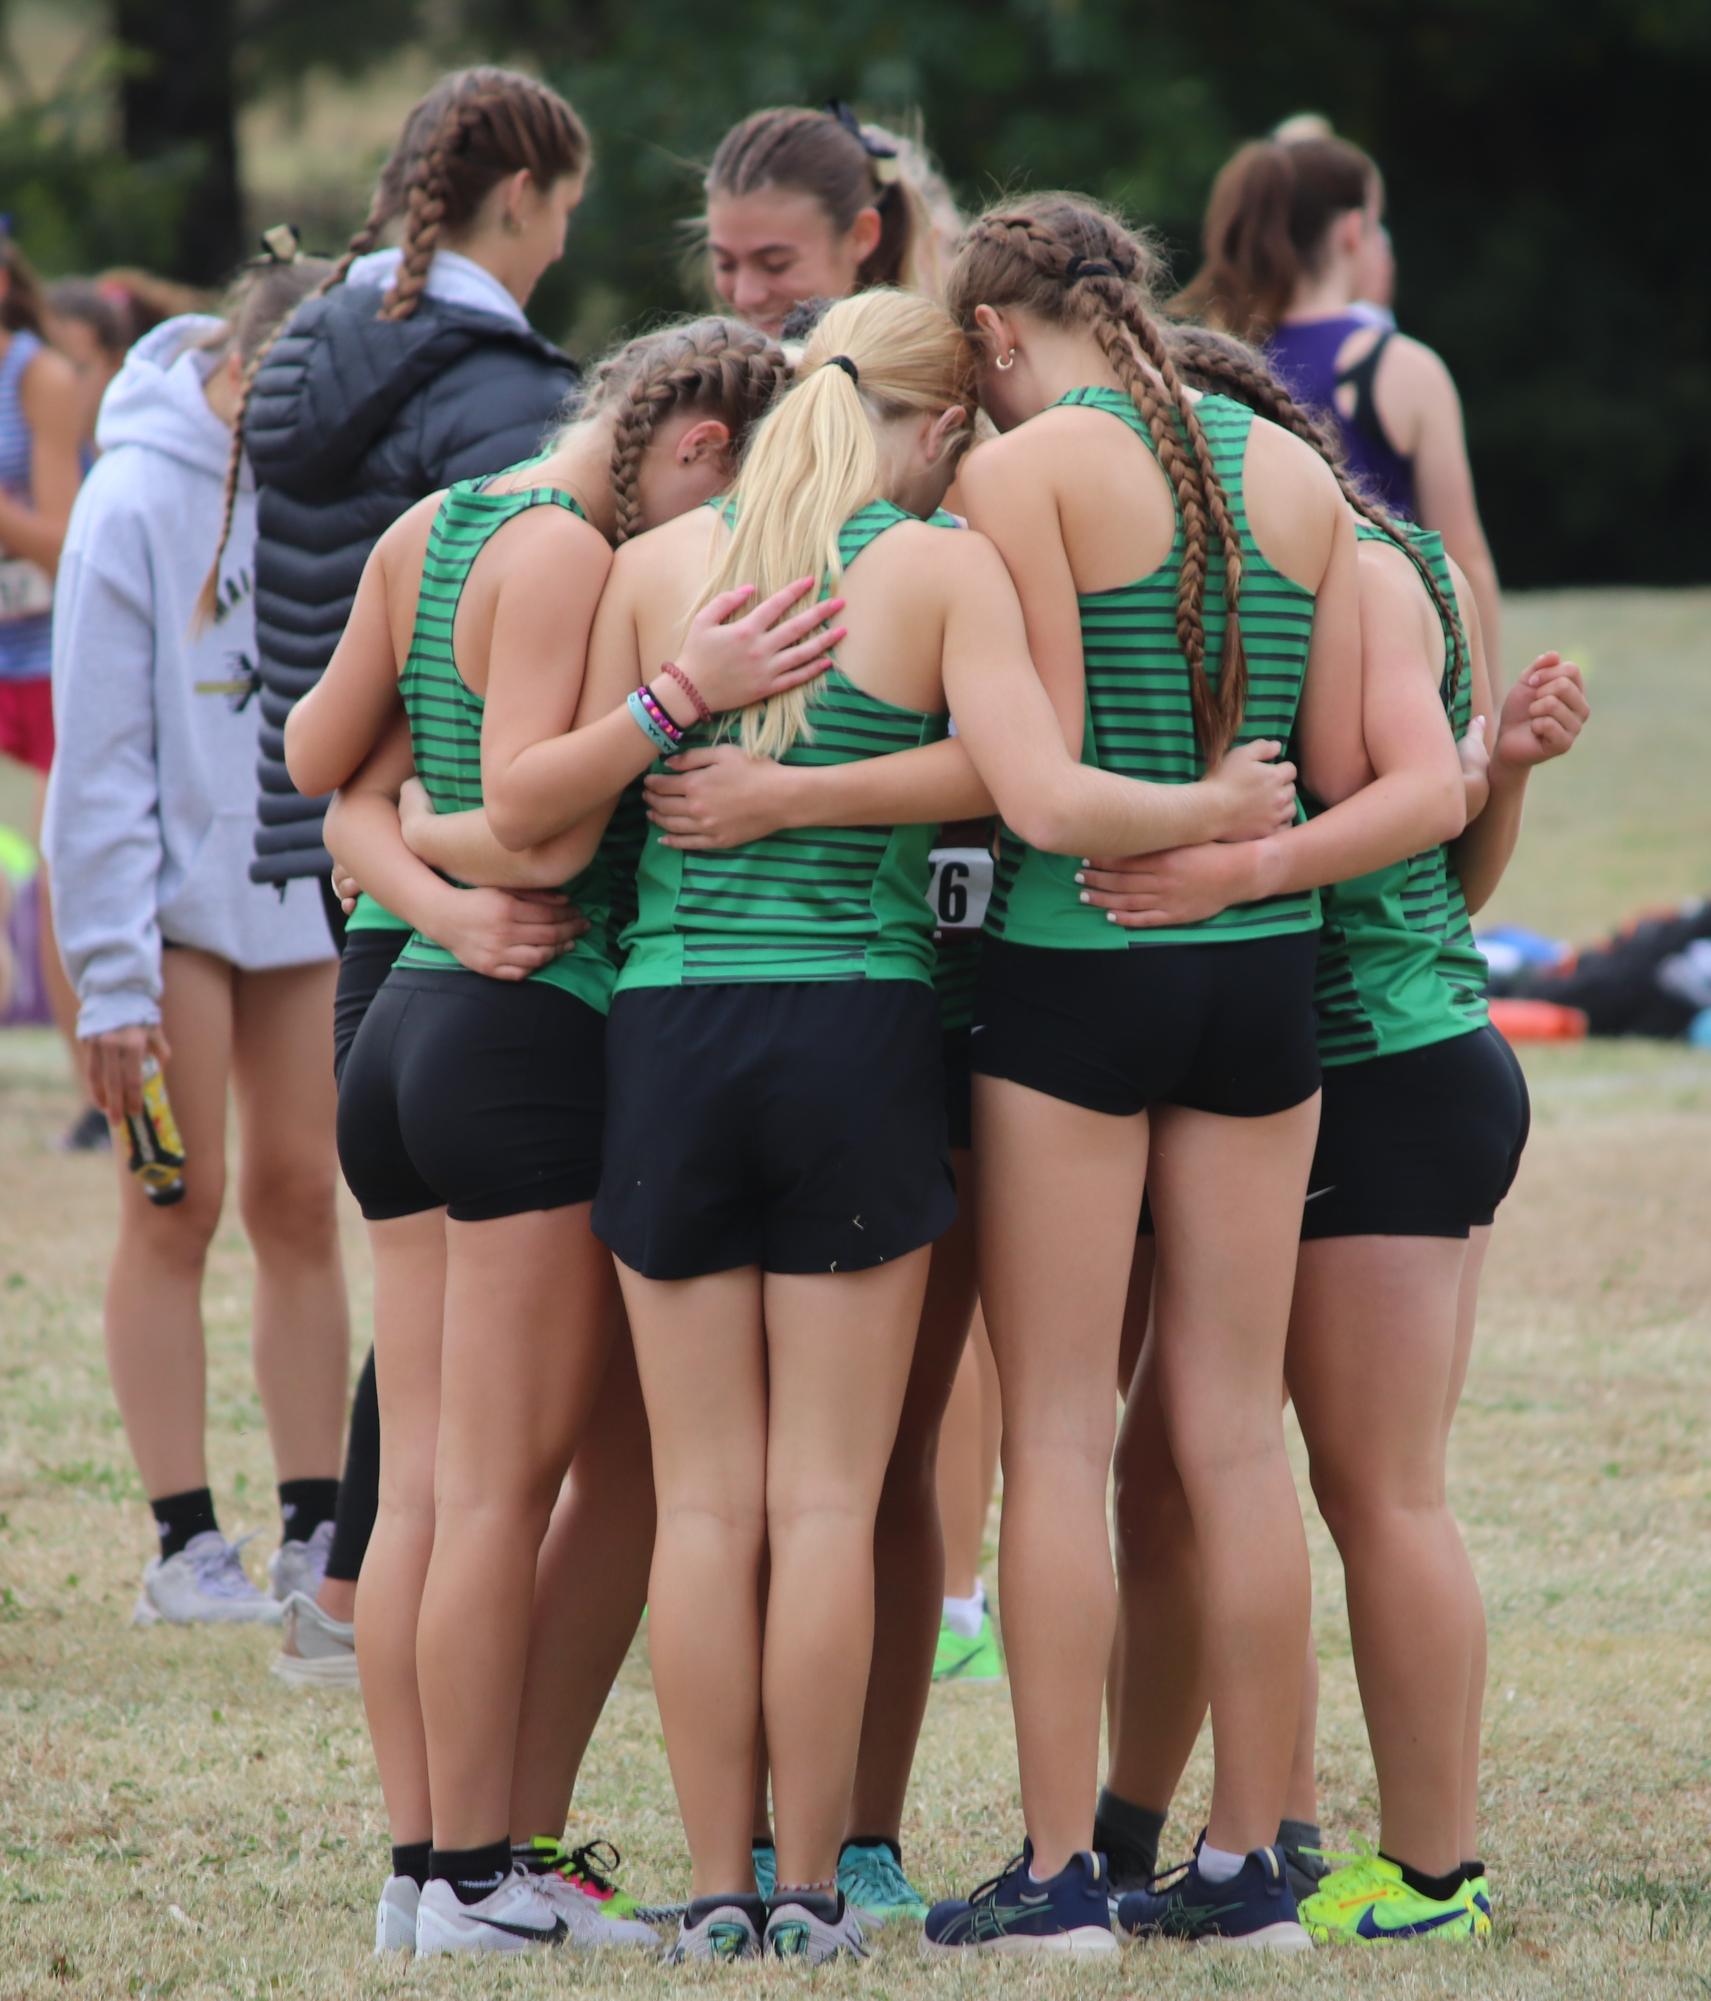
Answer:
[
  {"xmin": 196, "ymin": 66, "xmax": 588, "ymax": 627},
  {"xmin": 1173, "ymin": 136, "xmax": 1378, "ymax": 342},
  {"xmin": 1168, "ymin": 322, "xmax": 1466, "ymax": 707},
  {"xmin": 0, "ymin": 233, "xmax": 47, "ymax": 338},
  {"xmin": 96, "ymin": 269, "xmax": 207, "ymax": 342},
  {"xmin": 560, "ymin": 315, "xmax": 792, "ymax": 545},
  {"xmin": 705, "ymin": 104, "xmax": 939, "ymax": 296},
  {"xmin": 947, "ymin": 193, "xmax": 1251, "ymax": 765}
]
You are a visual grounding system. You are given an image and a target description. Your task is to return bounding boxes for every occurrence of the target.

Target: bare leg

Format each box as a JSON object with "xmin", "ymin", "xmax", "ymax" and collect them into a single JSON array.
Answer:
[
  {"xmin": 354, "ymin": 1209, "xmax": 447, "ymax": 1845},
  {"xmin": 230, "ymin": 961, "xmax": 347, "ymax": 1482},
  {"xmin": 1284, "ymin": 1651, "xmax": 1321, "ymax": 1826},
  {"xmin": 1289, "ymin": 1235, "xmax": 1472, "ymax": 1877},
  {"xmin": 1447, "ymin": 1225, "xmax": 1492, "ymax": 1862},
  {"xmin": 975, "ymin": 1075, "xmax": 1147, "ymax": 1877},
  {"xmin": 32, "ymin": 772, "xmax": 84, "ymax": 1099},
  {"xmin": 417, "ymin": 1205, "xmax": 615, "ymax": 1849},
  {"xmin": 102, "ymin": 949, "xmax": 232, "ymax": 1506},
  {"xmin": 624, "ymin": 1265, "xmax": 768, "ymax": 1900},
  {"xmin": 936, "ymin": 1285, "xmax": 993, "ymax": 1601},
  {"xmin": 848, "ymin": 1187, "xmax": 977, "ymax": 1840},
  {"xmin": 509, "ymin": 1319, "xmax": 654, "ymax": 1838},
  {"xmin": 764, "ymin": 1254, "xmax": 929, "ymax": 1888},
  {"xmin": 1149, "ymin": 1098, "xmax": 1317, "ymax": 1856}
]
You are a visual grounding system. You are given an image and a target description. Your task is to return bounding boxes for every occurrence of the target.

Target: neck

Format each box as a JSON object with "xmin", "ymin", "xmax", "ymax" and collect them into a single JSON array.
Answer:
[
  {"xmin": 535, "ymin": 419, "xmax": 618, "ymax": 541},
  {"xmin": 1285, "ymin": 268, "xmax": 1357, "ymax": 320},
  {"xmin": 441, "ymin": 229, "xmax": 530, "ymax": 309},
  {"xmin": 1024, "ymin": 319, "xmax": 1146, "ymax": 408}
]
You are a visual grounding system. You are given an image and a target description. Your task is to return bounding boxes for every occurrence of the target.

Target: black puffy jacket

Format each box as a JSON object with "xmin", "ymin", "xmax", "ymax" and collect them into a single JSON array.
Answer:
[{"xmin": 244, "ymin": 283, "xmax": 578, "ymax": 886}]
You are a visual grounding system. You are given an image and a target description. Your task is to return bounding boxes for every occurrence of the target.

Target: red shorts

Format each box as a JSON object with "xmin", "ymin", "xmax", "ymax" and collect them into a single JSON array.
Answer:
[{"xmin": 0, "ymin": 676, "xmax": 53, "ymax": 773}]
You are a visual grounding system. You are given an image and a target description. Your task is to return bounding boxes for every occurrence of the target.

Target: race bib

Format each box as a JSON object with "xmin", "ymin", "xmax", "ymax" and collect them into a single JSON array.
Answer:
[
  {"xmin": 927, "ymin": 845, "xmax": 993, "ymax": 933},
  {"xmin": 0, "ymin": 557, "xmax": 52, "ymax": 623}
]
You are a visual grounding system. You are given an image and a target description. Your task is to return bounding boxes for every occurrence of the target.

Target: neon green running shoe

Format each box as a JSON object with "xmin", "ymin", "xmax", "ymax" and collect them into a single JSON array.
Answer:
[
  {"xmin": 1464, "ymin": 1866, "xmax": 1492, "ymax": 1936},
  {"xmin": 838, "ymin": 1839, "xmax": 929, "ymax": 1924},
  {"xmin": 527, "ymin": 1835, "xmax": 663, "ymax": 1926},
  {"xmin": 933, "ymin": 1608, "xmax": 1004, "ymax": 1683},
  {"xmin": 1300, "ymin": 1854, "xmax": 1478, "ymax": 1943}
]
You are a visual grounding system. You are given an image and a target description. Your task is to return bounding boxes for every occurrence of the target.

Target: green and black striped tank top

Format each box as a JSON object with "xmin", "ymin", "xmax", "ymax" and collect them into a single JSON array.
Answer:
[
  {"xmin": 984, "ymin": 387, "xmax": 1320, "ymax": 949},
  {"xmin": 1312, "ymin": 521, "xmax": 1489, "ymax": 1066},
  {"xmin": 394, "ymin": 469, "xmax": 644, "ymax": 1014},
  {"xmin": 618, "ymin": 500, "xmax": 952, "ymax": 990}
]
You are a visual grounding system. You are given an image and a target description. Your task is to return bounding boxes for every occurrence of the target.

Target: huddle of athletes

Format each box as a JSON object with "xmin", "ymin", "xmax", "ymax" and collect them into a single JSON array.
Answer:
[{"xmin": 43, "ymin": 68, "xmax": 1592, "ymax": 1965}]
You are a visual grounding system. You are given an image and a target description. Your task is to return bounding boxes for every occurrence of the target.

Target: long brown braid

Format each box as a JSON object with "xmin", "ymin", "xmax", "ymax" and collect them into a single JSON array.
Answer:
[
  {"xmin": 1166, "ymin": 323, "xmax": 1468, "ymax": 708},
  {"xmin": 195, "ymin": 67, "xmax": 587, "ymax": 628},
  {"xmin": 573, "ymin": 318, "xmax": 792, "ymax": 544},
  {"xmin": 945, "ymin": 196, "xmax": 1252, "ymax": 766}
]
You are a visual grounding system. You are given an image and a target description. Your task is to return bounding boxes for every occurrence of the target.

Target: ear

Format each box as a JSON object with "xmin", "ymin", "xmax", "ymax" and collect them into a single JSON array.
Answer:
[
  {"xmin": 503, "ymin": 167, "xmax": 535, "ymax": 225},
  {"xmin": 924, "ymin": 405, "xmax": 969, "ymax": 466},
  {"xmin": 676, "ymin": 416, "xmax": 732, "ymax": 465},
  {"xmin": 1335, "ymin": 207, "xmax": 1366, "ymax": 260},
  {"xmin": 972, "ymin": 302, "xmax": 1017, "ymax": 358},
  {"xmin": 847, "ymin": 205, "xmax": 884, "ymax": 266}
]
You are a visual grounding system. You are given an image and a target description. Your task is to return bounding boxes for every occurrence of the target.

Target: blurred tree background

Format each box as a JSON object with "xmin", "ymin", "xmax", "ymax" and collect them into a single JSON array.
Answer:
[{"xmin": 0, "ymin": 0, "xmax": 1703, "ymax": 589}]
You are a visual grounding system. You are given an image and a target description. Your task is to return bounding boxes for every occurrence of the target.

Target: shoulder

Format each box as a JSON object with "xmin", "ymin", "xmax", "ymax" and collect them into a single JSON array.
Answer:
[
  {"xmin": 960, "ymin": 405, "xmax": 1106, "ymax": 491},
  {"xmin": 20, "ymin": 344, "xmax": 82, "ymax": 418},
  {"xmin": 491, "ymin": 499, "xmax": 611, "ymax": 590},
  {"xmin": 1354, "ymin": 530, "xmax": 1439, "ymax": 642},
  {"xmin": 611, "ymin": 505, "xmax": 719, "ymax": 583},
  {"xmin": 1244, "ymin": 409, "xmax": 1344, "ymax": 515},
  {"xmin": 1381, "ymin": 331, "xmax": 1461, "ymax": 410}
]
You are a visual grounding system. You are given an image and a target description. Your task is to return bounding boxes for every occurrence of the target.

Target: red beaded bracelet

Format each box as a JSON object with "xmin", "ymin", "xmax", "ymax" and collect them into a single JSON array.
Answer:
[{"xmin": 660, "ymin": 660, "xmax": 712, "ymax": 725}]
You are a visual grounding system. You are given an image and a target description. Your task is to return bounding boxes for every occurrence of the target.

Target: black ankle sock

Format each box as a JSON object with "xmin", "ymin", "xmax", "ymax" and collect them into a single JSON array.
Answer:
[
  {"xmin": 1383, "ymin": 1852, "xmax": 1466, "ymax": 1903},
  {"xmin": 430, "ymin": 1838, "xmax": 513, "ymax": 1906},
  {"xmin": 1461, "ymin": 1858, "xmax": 1487, "ymax": 1882},
  {"xmin": 840, "ymin": 1835, "xmax": 901, "ymax": 1862},
  {"xmin": 278, "ymin": 1477, "xmax": 339, "ymax": 1544},
  {"xmin": 512, "ymin": 1839, "xmax": 553, "ymax": 1876},
  {"xmin": 150, "ymin": 1487, "xmax": 219, "ymax": 1561},
  {"xmin": 391, "ymin": 1841, "xmax": 430, "ymax": 1889},
  {"xmin": 1094, "ymin": 1786, "xmax": 1167, "ymax": 1882}
]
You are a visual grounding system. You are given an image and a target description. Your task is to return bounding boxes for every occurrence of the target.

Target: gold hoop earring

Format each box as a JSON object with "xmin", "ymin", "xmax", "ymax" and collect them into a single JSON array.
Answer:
[{"xmin": 995, "ymin": 350, "xmax": 1016, "ymax": 372}]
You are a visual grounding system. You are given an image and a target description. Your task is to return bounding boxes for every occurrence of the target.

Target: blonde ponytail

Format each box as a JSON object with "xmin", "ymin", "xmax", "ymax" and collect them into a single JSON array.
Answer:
[{"xmin": 694, "ymin": 288, "xmax": 974, "ymax": 761}]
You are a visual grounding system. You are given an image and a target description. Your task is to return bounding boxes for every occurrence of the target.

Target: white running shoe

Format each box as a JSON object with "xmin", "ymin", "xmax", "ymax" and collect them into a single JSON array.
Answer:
[
  {"xmin": 374, "ymin": 1875, "xmax": 420, "ymax": 1954},
  {"xmin": 270, "ymin": 1591, "xmax": 359, "ymax": 1688},
  {"xmin": 267, "ymin": 1519, "xmax": 336, "ymax": 1601},
  {"xmin": 531, "ymin": 1870, "xmax": 659, "ymax": 1948},
  {"xmin": 415, "ymin": 1871, "xmax": 567, "ymax": 1956},
  {"xmin": 669, "ymin": 1895, "xmax": 767, "ymax": 1962},
  {"xmin": 764, "ymin": 1891, "xmax": 868, "ymax": 1963},
  {"xmin": 132, "ymin": 1531, "xmax": 283, "ymax": 1626}
]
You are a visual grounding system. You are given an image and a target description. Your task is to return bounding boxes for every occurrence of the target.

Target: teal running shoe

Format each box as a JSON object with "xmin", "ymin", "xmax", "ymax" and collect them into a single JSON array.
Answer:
[
  {"xmin": 751, "ymin": 1840, "xmax": 776, "ymax": 1900},
  {"xmin": 838, "ymin": 1838, "xmax": 929, "ymax": 1923}
]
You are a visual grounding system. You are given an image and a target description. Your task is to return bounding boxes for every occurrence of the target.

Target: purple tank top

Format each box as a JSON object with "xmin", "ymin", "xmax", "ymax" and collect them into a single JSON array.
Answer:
[{"xmin": 1264, "ymin": 314, "xmax": 1417, "ymax": 519}]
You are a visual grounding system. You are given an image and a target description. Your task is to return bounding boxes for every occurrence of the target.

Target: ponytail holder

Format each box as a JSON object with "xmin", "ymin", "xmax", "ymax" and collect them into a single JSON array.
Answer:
[
  {"xmin": 823, "ymin": 99, "xmax": 901, "ymax": 188},
  {"xmin": 825, "ymin": 354, "xmax": 860, "ymax": 387},
  {"xmin": 254, "ymin": 223, "xmax": 302, "ymax": 267},
  {"xmin": 1064, "ymin": 255, "xmax": 1117, "ymax": 284}
]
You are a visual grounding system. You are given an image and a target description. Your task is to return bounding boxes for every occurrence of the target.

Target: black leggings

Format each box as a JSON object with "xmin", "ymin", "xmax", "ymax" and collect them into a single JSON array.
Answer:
[{"xmin": 323, "ymin": 920, "xmax": 410, "ymax": 1587}]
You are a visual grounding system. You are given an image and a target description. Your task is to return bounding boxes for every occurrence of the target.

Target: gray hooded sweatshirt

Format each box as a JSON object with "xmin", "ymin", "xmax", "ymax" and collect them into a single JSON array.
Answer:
[{"xmin": 44, "ymin": 316, "xmax": 331, "ymax": 1037}]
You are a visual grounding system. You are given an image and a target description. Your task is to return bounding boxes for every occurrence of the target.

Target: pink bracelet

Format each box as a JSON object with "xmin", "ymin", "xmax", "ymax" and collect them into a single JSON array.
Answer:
[
  {"xmin": 636, "ymin": 682, "xmax": 684, "ymax": 745},
  {"xmin": 660, "ymin": 660, "xmax": 712, "ymax": 725}
]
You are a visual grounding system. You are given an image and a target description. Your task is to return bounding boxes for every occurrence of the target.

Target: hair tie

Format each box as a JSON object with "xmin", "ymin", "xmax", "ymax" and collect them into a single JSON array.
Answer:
[
  {"xmin": 823, "ymin": 99, "xmax": 901, "ymax": 187},
  {"xmin": 824, "ymin": 354, "xmax": 860, "ymax": 386},
  {"xmin": 1064, "ymin": 254, "xmax": 1117, "ymax": 285},
  {"xmin": 252, "ymin": 223, "xmax": 302, "ymax": 267}
]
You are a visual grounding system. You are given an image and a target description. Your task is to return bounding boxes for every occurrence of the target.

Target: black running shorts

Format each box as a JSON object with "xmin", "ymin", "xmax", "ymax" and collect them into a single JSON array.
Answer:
[
  {"xmin": 336, "ymin": 969, "xmax": 605, "ymax": 1223},
  {"xmin": 594, "ymin": 979, "xmax": 956, "ymax": 1280},
  {"xmin": 972, "ymin": 932, "xmax": 1321, "ymax": 1119},
  {"xmin": 942, "ymin": 1028, "xmax": 973, "ymax": 1153},
  {"xmin": 332, "ymin": 927, "xmax": 409, "ymax": 1084},
  {"xmin": 1299, "ymin": 1023, "xmax": 1530, "ymax": 1241}
]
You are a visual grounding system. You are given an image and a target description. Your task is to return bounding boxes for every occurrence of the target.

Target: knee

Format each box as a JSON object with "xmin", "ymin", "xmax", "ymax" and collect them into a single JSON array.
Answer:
[
  {"xmin": 1113, "ymin": 1439, "xmax": 1192, "ymax": 1571},
  {"xmin": 122, "ymin": 1176, "xmax": 224, "ymax": 1272},
  {"xmin": 767, "ymin": 1481, "xmax": 875, "ymax": 1554},
  {"xmin": 1307, "ymin": 1455, "xmax": 1439, "ymax": 1554},
  {"xmin": 240, "ymin": 1155, "xmax": 340, "ymax": 1260},
  {"xmin": 657, "ymin": 1488, "xmax": 767, "ymax": 1563}
]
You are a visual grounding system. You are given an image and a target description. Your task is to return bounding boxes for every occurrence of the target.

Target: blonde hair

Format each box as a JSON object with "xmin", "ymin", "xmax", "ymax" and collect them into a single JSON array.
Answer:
[{"xmin": 697, "ymin": 288, "xmax": 975, "ymax": 761}]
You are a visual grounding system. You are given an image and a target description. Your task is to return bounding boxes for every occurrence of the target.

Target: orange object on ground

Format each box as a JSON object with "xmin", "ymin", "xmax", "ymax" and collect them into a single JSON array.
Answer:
[{"xmin": 1488, "ymin": 998, "xmax": 1589, "ymax": 1042}]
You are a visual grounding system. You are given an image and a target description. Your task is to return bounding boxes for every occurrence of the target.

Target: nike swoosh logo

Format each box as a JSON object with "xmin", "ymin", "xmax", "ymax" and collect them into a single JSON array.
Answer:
[
  {"xmin": 1355, "ymin": 1905, "xmax": 1466, "ymax": 1938},
  {"xmin": 471, "ymin": 1914, "xmax": 567, "ymax": 1943}
]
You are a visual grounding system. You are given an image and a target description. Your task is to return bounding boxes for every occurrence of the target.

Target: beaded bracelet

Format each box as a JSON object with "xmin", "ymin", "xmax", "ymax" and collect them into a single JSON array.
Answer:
[
  {"xmin": 626, "ymin": 686, "xmax": 679, "ymax": 757},
  {"xmin": 637, "ymin": 682, "xmax": 685, "ymax": 749},
  {"xmin": 660, "ymin": 659, "xmax": 712, "ymax": 724}
]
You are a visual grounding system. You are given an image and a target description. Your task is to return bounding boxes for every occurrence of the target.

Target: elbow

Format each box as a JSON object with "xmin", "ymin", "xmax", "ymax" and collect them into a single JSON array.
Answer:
[
  {"xmin": 1428, "ymin": 771, "xmax": 1469, "ymax": 847},
  {"xmin": 283, "ymin": 706, "xmax": 336, "ymax": 800},
  {"xmin": 484, "ymin": 789, "xmax": 536, "ymax": 854},
  {"xmin": 1005, "ymin": 792, "xmax": 1073, "ymax": 857}
]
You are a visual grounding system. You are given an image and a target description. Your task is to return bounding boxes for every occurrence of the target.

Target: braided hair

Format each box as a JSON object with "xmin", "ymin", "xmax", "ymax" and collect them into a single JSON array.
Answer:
[
  {"xmin": 1166, "ymin": 323, "xmax": 1467, "ymax": 708},
  {"xmin": 946, "ymin": 195, "xmax": 1252, "ymax": 766},
  {"xmin": 556, "ymin": 316, "xmax": 792, "ymax": 545},
  {"xmin": 195, "ymin": 66, "xmax": 587, "ymax": 628}
]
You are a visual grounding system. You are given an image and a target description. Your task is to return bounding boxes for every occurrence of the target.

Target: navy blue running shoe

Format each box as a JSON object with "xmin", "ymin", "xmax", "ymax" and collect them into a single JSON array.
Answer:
[
  {"xmin": 1116, "ymin": 1841, "xmax": 1311, "ymax": 1951},
  {"xmin": 923, "ymin": 1842, "xmax": 1115, "ymax": 1955}
]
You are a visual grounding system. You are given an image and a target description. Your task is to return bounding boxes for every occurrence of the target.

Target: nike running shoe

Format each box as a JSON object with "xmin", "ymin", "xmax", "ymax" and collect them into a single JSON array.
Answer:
[
  {"xmin": 270, "ymin": 1590, "xmax": 358, "ymax": 1688},
  {"xmin": 924, "ymin": 1843, "xmax": 1116, "ymax": 1955},
  {"xmin": 668, "ymin": 1894, "xmax": 765, "ymax": 1962},
  {"xmin": 1280, "ymin": 1835, "xmax": 1330, "ymax": 1906},
  {"xmin": 415, "ymin": 1871, "xmax": 566, "ymax": 1956},
  {"xmin": 522, "ymin": 1836, "xmax": 661, "ymax": 1934},
  {"xmin": 59, "ymin": 1105, "xmax": 112, "ymax": 1153},
  {"xmin": 751, "ymin": 1839, "xmax": 777, "ymax": 1901},
  {"xmin": 1117, "ymin": 1842, "xmax": 1311, "ymax": 1951},
  {"xmin": 764, "ymin": 1890, "xmax": 867, "ymax": 1963},
  {"xmin": 267, "ymin": 1519, "xmax": 335, "ymax": 1602},
  {"xmin": 132, "ymin": 1531, "xmax": 282, "ymax": 1626},
  {"xmin": 839, "ymin": 1838, "xmax": 929, "ymax": 1923},
  {"xmin": 933, "ymin": 1608, "xmax": 1004, "ymax": 1683},
  {"xmin": 1464, "ymin": 1863, "xmax": 1493, "ymax": 1934},
  {"xmin": 374, "ymin": 1875, "xmax": 419, "ymax": 1955},
  {"xmin": 1298, "ymin": 1854, "xmax": 1477, "ymax": 1943}
]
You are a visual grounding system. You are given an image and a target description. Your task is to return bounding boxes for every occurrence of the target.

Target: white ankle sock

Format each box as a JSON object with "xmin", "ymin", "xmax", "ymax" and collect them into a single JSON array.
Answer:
[
  {"xmin": 1197, "ymin": 1842, "xmax": 1246, "ymax": 1884},
  {"xmin": 941, "ymin": 1583, "xmax": 985, "ymax": 1639}
]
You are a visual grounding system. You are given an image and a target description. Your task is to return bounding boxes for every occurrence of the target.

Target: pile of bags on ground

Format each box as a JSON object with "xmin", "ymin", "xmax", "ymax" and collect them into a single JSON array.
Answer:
[{"xmin": 1482, "ymin": 898, "xmax": 1711, "ymax": 1044}]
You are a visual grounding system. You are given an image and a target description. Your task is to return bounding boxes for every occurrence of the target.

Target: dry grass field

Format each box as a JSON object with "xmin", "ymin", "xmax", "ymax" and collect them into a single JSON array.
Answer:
[{"xmin": 3, "ymin": 589, "xmax": 1709, "ymax": 1997}]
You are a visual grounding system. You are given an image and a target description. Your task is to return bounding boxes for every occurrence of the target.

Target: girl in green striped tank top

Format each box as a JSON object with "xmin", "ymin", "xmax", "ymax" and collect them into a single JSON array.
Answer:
[
  {"xmin": 489, "ymin": 284, "xmax": 1301, "ymax": 1953},
  {"xmin": 280, "ymin": 314, "xmax": 837, "ymax": 1932},
  {"xmin": 1086, "ymin": 329, "xmax": 1588, "ymax": 1939},
  {"xmin": 910, "ymin": 194, "xmax": 1373, "ymax": 1949}
]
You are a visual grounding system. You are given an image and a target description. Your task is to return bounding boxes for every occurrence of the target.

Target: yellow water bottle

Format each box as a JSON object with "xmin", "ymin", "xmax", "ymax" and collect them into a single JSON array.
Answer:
[{"xmin": 123, "ymin": 1056, "xmax": 187, "ymax": 1207}]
